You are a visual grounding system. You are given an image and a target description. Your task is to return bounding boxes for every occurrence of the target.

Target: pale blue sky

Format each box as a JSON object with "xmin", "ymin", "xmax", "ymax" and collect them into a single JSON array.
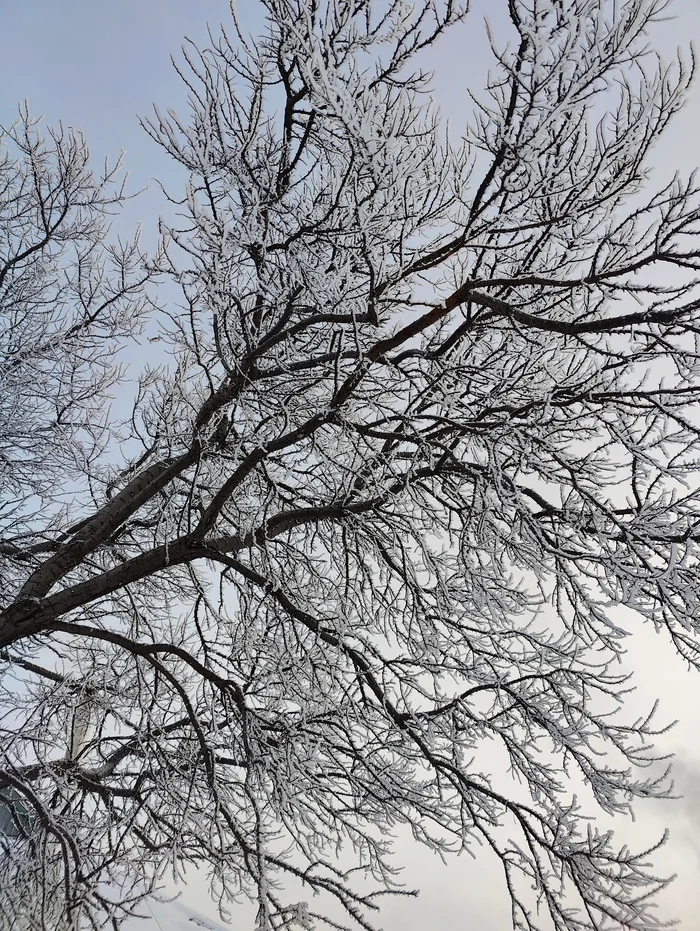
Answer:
[
  {"xmin": 2, "ymin": 1, "xmax": 700, "ymax": 928},
  {"xmin": 1, "ymin": 0, "xmax": 247, "ymax": 247}
]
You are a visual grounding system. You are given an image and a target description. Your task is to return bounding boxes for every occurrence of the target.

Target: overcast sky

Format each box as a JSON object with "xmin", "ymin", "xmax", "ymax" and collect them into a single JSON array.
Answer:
[{"xmin": 2, "ymin": 1, "xmax": 700, "ymax": 928}]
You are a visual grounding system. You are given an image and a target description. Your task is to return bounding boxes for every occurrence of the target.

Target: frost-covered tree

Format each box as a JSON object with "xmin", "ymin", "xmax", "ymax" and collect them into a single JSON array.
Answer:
[{"xmin": 2, "ymin": 1, "xmax": 700, "ymax": 929}]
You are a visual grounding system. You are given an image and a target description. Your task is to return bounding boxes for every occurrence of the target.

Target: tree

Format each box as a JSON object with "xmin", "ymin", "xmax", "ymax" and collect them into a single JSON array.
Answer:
[{"xmin": 1, "ymin": 0, "xmax": 700, "ymax": 928}]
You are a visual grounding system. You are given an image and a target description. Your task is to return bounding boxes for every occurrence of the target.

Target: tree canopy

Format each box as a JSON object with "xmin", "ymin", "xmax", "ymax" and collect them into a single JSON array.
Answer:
[{"xmin": 2, "ymin": 1, "xmax": 700, "ymax": 929}]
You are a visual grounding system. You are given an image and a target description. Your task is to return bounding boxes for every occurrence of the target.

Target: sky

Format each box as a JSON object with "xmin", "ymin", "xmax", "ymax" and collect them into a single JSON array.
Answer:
[{"xmin": 2, "ymin": 1, "xmax": 700, "ymax": 929}]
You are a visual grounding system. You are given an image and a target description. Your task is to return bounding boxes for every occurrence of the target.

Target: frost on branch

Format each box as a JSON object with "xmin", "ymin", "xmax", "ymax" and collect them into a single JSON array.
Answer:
[{"xmin": 2, "ymin": 2, "xmax": 700, "ymax": 930}]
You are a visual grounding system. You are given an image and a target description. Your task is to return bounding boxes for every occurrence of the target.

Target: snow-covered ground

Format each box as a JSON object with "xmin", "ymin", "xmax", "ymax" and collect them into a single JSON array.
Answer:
[{"xmin": 120, "ymin": 899, "xmax": 231, "ymax": 931}]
